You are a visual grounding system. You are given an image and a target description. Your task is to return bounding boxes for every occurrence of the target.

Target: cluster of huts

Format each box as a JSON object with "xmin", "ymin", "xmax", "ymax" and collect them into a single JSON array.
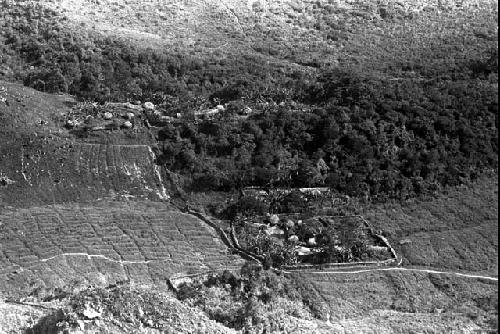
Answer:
[
  {"xmin": 65, "ymin": 101, "xmax": 145, "ymax": 130},
  {"xmin": 246, "ymin": 213, "xmax": 390, "ymax": 260}
]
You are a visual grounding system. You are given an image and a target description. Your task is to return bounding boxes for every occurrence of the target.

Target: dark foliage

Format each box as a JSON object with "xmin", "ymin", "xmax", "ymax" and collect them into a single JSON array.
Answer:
[
  {"xmin": 224, "ymin": 196, "xmax": 269, "ymax": 220},
  {"xmin": 176, "ymin": 264, "xmax": 327, "ymax": 329},
  {"xmin": 0, "ymin": 2, "xmax": 295, "ymax": 103},
  {"xmin": 157, "ymin": 73, "xmax": 497, "ymax": 200},
  {"xmin": 1, "ymin": 1, "xmax": 497, "ymax": 202}
]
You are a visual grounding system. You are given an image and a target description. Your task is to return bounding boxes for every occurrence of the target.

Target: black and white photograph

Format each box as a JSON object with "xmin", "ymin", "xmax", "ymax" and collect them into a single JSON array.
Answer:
[{"xmin": 0, "ymin": 0, "xmax": 497, "ymax": 333}]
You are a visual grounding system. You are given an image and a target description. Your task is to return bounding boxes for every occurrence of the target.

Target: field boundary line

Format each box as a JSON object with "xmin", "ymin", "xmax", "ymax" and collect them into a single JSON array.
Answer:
[{"xmin": 39, "ymin": 252, "xmax": 172, "ymax": 265}]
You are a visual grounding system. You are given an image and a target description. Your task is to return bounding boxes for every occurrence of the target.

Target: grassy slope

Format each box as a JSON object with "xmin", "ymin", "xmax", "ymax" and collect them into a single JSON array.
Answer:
[
  {"xmin": 7, "ymin": 0, "xmax": 495, "ymax": 97},
  {"xmin": 0, "ymin": 80, "xmax": 73, "ymax": 206},
  {"xmin": 363, "ymin": 175, "xmax": 498, "ymax": 275},
  {"xmin": 291, "ymin": 269, "xmax": 498, "ymax": 332}
]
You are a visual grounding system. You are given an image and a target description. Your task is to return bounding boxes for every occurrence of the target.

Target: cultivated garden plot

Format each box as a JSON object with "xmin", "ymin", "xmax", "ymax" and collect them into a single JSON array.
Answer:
[{"xmin": 0, "ymin": 202, "xmax": 244, "ymax": 299}]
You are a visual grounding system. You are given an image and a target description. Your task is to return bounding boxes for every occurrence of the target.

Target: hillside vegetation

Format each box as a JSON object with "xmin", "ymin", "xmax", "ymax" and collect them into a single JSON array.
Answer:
[
  {"xmin": 2, "ymin": 0, "xmax": 497, "ymax": 201},
  {"xmin": 0, "ymin": 0, "xmax": 498, "ymax": 333}
]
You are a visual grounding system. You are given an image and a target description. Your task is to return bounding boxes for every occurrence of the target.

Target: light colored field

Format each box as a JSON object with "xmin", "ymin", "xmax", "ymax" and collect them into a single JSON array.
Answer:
[{"xmin": 0, "ymin": 202, "xmax": 244, "ymax": 299}]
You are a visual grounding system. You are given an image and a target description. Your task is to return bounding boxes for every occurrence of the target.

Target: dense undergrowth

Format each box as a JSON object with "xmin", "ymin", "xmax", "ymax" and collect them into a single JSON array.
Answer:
[
  {"xmin": 158, "ymin": 77, "xmax": 497, "ymax": 201},
  {"xmin": 0, "ymin": 1, "xmax": 498, "ymax": 201},
  {"xmin": 23, "ymin": 266, "xmax": 328, "ymax": 333},
  {"xmin": 175, "ymin": 265, "xmax": 329, "ymax": 330}
]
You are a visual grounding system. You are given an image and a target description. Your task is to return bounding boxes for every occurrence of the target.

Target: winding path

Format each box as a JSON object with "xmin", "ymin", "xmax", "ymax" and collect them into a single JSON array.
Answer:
[
  {"xmin": 37, "ymin": 252, "xmax": 498, "ymax": 282},
  {"xmin": 282, "ymin": 266, "xmax": 498, "ymax": 281},
  {"xmin": 39, "ymin": 252, "xmax": 171, "ymax": 265}
]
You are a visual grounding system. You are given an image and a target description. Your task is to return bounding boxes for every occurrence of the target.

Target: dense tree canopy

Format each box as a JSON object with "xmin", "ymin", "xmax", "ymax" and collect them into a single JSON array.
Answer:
[{"xmin": 1, "ymin": 1, "xmax": 497, "ymax": 201}]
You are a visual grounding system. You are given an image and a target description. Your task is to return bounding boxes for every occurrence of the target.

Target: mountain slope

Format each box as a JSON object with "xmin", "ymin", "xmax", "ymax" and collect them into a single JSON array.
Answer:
[{"xmin": 0, "ymin": 0, "xmax": 497, "ymax": 333}]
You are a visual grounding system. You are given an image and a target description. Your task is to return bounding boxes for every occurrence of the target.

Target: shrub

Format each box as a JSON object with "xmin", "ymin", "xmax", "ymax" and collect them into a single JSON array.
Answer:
[{"xmin": 224, "ymin": 196, "xmax": 269, "ymax": 219}]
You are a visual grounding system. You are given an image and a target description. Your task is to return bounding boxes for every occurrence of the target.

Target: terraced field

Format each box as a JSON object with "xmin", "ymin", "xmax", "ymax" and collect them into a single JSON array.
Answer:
[
  {"xmin": 0, "ymin": 202, "xmax": 244, "ymax": 299},
  {"xmin": 0, "ymin": 82, "xmax": 245, "ymax": 303}
]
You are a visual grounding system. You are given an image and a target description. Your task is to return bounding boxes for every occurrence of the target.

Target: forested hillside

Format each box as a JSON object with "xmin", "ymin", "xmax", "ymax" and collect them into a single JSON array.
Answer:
[{"xmin": 1, "ymin": 1, "xmax": 497, "ymax": 201}]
